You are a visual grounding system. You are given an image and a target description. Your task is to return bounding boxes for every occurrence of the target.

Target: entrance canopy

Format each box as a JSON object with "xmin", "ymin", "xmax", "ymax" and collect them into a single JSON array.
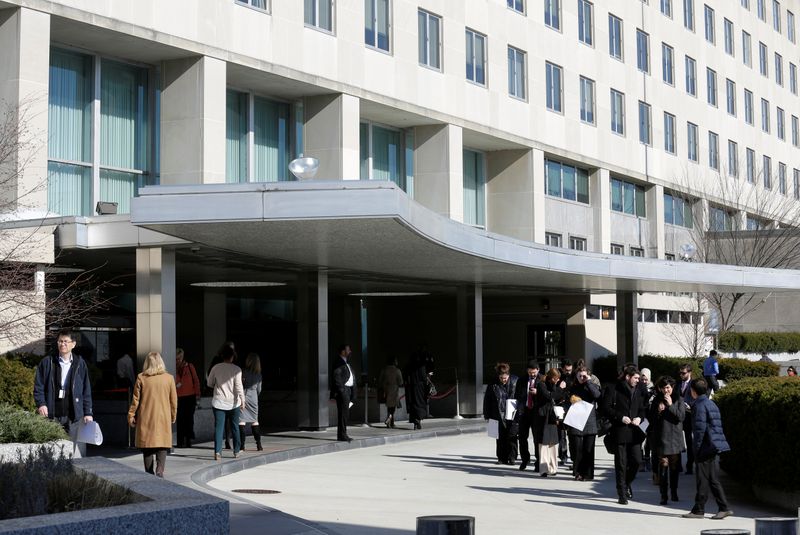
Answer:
[{"xmin": 130, "ymin": 181, "xmax": 800, "ymax": 295}]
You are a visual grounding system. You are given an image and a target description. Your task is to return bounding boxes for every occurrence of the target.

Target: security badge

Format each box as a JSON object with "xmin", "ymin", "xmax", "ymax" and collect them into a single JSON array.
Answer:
[{"xmin": 58, "ymin": 389, "xmax": 65, "ymax": 399}]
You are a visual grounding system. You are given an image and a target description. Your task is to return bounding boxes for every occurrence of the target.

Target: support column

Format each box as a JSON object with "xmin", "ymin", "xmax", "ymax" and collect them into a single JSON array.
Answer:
[
  {"xmin": 647, "ymin": 183, "xmax": 665, "ymax": 258},
  {"xmin": 456, "ymin": 285, "xmax": 483, "ymax": 417},
  {"xmin": 0, "ymin": 7, "xmax": 50, "ymax": 213},
  {"xmin": 303, "ymin": 93, "xmax": 360, "ymax": 180},
  {"xmin": 531, "ymin": 148, "xmax": 546, "ymax": 244},
  {"xmin": 486, "ymin": 149, "xmax": 535, "ymax": 242},
  {"xmin": 592, "ymin": 168, "xmax": 611, "ymax": 253},
  {"xmin": 160, "ymin": 56, "xmax": 226, "ymax": 185},
  {"xmin": 413, "ymin": 124, "xmax": 464, "ymax": 221},
  {"xmin": 202, "ymin": 289, "xmax": 226, "ymax": 375},
  {"xmin": 136, "ymin": 248, "xmax": 177, "ymax": 374},
  {"xmin": 616, "ymin": 291, "xmax": 638, "ymax": 370},
  {"xmin": 297, "ymin": 271, "xmax": 329, "ymax": 430}
]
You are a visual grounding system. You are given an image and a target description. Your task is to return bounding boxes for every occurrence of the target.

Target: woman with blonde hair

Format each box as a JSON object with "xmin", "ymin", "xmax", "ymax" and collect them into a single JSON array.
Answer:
[
  {"xmin": 535, "ymin": 368, "xmax": 566, "ymax": 477},
  {"xmin": 128, "ymin": 351, "xmax": 178, "ymax": 477},
  {"xmin": 239, "ymin": 353, "xmax": 263, "ymax": 451}
]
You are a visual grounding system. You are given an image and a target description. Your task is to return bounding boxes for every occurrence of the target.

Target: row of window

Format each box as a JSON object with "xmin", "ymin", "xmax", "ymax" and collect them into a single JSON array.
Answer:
[
  {"xmin": 545, "ymin": 232, "xmax": 587, "ymax": 251},
  {"xmin": 584, "ymin": 304, "xmax": 702, "ymax": 325}
]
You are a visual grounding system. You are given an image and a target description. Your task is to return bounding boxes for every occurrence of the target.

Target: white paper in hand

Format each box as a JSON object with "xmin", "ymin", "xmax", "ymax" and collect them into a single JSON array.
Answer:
[
  {"xmin": 487, "ymin": 418, "xmax": 500, "ymax": 439},
  {"xmin": 76, "ymin": 420, "xmax": 103, "ymax": 445},
  {"xmin": 505, "ymin": 399, "xmax": 517, "ymax": 421},
  {"xmin": 638, "ymin": 418, "xmax": 649, "ymax": 433}
]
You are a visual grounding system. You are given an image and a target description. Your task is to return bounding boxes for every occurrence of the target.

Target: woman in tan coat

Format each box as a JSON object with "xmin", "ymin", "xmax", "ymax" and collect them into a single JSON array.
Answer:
[{"xmin": 128, "ymin": 351, "xmax": 178, "ymax": 477}]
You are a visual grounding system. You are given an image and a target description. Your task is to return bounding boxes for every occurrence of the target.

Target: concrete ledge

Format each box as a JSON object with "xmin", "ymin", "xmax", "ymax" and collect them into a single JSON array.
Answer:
[
  {"xmin": 0, "ymin": 440, "xmax": 76, "ymax": 461},
  {"xmin": 0, "ymin": 457, "xmax": 228, "ymax": 534}
]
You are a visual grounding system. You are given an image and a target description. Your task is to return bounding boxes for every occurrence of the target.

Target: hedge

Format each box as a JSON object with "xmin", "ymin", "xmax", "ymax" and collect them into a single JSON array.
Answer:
[
  {"xmin": 0, "ymin": 358, "xmax": 35, "ymax": 411},
  {"xmin": 719, "ymin": 331, "xmax": 800, "ymax": 353},
  {"xmin": 590, "ymin": 354, "xmax": 779, "ymax": 384},
  {"xmin": 0, "ymin": 403, "xmax": 68, "ymax": 444},
  {"xmin": 715, "ymin": 377, "xmax": 800, "ymax": 491}
]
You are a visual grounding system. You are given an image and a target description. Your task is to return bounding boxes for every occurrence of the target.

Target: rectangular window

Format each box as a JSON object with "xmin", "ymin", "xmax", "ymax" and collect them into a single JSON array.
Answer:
[
  {"xmin": 790, "ymin": 63, "xmax": 798, "ymax": 94},
  {"xmin": 746, "ymin": 147, "xmax": 755, "ymax": 182},
  {"xmin": 792, "ymin": 115, "xmax": 799, "ymax": 147},
  {"xmin": 545, "ymin": 159, "xmax": 590, "ymax": 203},
  {"xmin": 777, "ymin": 107, "xmax": 785, "ymax": 140},
  {"xmin": 365, "ymin": 0, "xmax": 391, "ymax": 52},
  {"xmin": 237, "ymin": 0, "xmax": 268, "ymax": 10},
  {"xmin": 507, "ymin": 46, "xmax": 526, "ymax": 99},
  {"xmin": 609, "ymin": 14, "xmax": 623, "ymax": 60},
  {"xmin": 578, "ymin": 0, "xmax": 594, "ymax": 45},
  {"xmin": 630, "ymin": 247, "xmax": 645, "ymax": 258},
  {"xmin": 465, "ymin": 29, "xmax": 487, "ymax": 86},
  {"xmin": 725, "ymin": 79, "xmax": 736, "ymax": 115},
  {"xmin": 759, "ymin": 42, "xmax": 768, "ymax": 76},
  {"xmin": 742, "ymin": 31, "xmax": 752, "ymax": 66},
  {"xmin": 775, "ymin": 53, "xmax": 783, "ymax": 85},
  {"xmin": 684, "ymin": 0, "xmax": 695, "ymax": 31},
  {"xmin": 546, "ymin": 62, "xmax": 563, "ymax": 112},
  {"xmin": 724, "ymin": 18, "xmax": 735, "ymax": 55},
  {"xmin": 610, "ymin": 89, "xmax": 625, "ymax": 135},
  {"xmin": 789, "ymin": 10, "xmax": 796, "ymax": 42},
  {"xmin": 639, "ymin": 101, "xmax": 652, "ymax": 145},
  {"xmin": 758, "ymin": 0, "xmax": 766, "ymax": 21},
  {"xmin": 569, "ymin": 236, "xmax": 587, "ymax": 251},
  {"xmin": 685, "ymin": 56, "xmax": 697, "ymax": 95},
  {"xmin": 545, "ymin": 0, "xmax": 561, "ymax": 30},
  {"xmin": 580, "ymin": 76, "xmax": 595, "ymax": 124},
  {"xmin": 709, "ymin": 206, "xmax": 732, "ymax": 231},
  {"xmin": 360, "ymin": 122, "xmax": 410, "ymax": 190},
  {"xmin": 661, "ymin": 0, "xmax": 673, "ymax": 17},
  {"xmin": 779, "ymin": 162, "xmax": 787, "ymax": 194},
  {"xmin": 761, "ymin": 98, "xmax": 770, "ymax": 133},
  {"xmin": 794, "ymin": 168, "xmax": 800, "ymax": 200},
  {"xmin": 507, "ymin": 0, "xmax": 524, "ymax": 13},
  {"xmin": 545, "ymin": 232, "xmax": 563, "ymax": 247},
  {"xmin": 763, "ymin": 155, "xmax": 772, "ymax": 189},
  {"xmin": 611, "ymin": 177, "xmax": 646, "ymax": 217},
  {"xmin": 611, "ymin": 243, "xmax": 625, "ymax": 255},
  {"xmin": 662, "ymin": 43, "xmax": 674, "ymax": 84},
  {"xmin": 463, "ymin": 149, "xmax": 485, "ymax": 226},
  {"xmin": 773, "ymin": 0, "xmax": 781, "ymax": 31},
  {"xmin": 418, "ymin": 10, "xmax": 441, "ymax": 70},
  {"xmin": 636, "ymin": 30, "xmax": 650, "ymax": 73},
  {"xmin": 743, "ymin": 0, "xmax": 750, "ymax": 8},
  {"xmin": 706, "ymin": 68, "xmax": 717, "ymax": 106},
  {"xmin": 664, "ymin": 192, "xmax": 694, "ymax": 228},
  {"xmin": 728, "ymin": 140, "xmax": 738, "ymax": 177},
  {"xmin": 704, "ymin": 5, "xmax": 715, "ymax": 43},
  {"xmin": 305, "ymin": 0, "xmax": 334, "ymax": 32},
  {"xmin": 664, "ymin": 112, "xmax": 676, "ymax": 154},
  {"xmin": 744, "ymin": 89, "xmax": 754, "ymax": 124},
  {"xmin": 687, "ymin": 122, "xmax": 698, "ymax": 161},
  {"xmin": 708, "ymin": 131, "xmax": 719, "ymax": 170}
]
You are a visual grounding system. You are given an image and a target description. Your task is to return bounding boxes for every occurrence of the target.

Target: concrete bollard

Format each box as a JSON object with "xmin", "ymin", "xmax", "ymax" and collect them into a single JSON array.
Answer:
[
  {"xmin": 701, "ymin": 530, "xmax": 751, "ymax": 535},
  {"xmin": 416, "ymin": 515, "xmax": 474, "ymax": 535},
  {"xmin": 755, "ymin": 518, "xmax": 799, "ymax": 535}
]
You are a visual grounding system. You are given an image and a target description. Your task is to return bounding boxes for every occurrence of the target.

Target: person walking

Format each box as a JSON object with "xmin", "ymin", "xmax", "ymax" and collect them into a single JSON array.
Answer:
[
  {"xmin": 207, "ymin": 346, "xmax": 245, "ymax": 460},
  {"xmin": 175, "ymin": 348, "xmax": 201, "ymax": 448},
  {"xmin": 516, "ymin": 360, "xmax": 542, "ymax": 471},
  {"xmin": 127, "ymin": 352, "xmax": 177, "ymax": 477},
  {"xmin": 678, "ymin": 363, "xmax": 696, "ymax": 475},
  {"xmin": 536, "ymin": 368, "xmax": 566, "ymax": 477},
  {"xmin": 648, "ymin": 376, "xmax": 685, "ymax": 505},
  {"xmin": 405, "ymin": 348, "xmax": 433, "ymax": 430},
  {"xmin": 331, "ymin": 344, "xmax": 355, "ymax": 442},
  {"xmin": 602, "ymin": 365, "xmax": 647, "ymax": 504},
  {"xmin": 703, "ymin": 350, "xmax": 721, "ymax": 396},
  {"xmin": 566, "ymin": 365, "xmax": 601, "ymax": 481},
  {"xmin": 239, "ymin": 353, "xmax": 263, "ymax": 451},
  {"xmin": 483, "ymin": 362, "xmax": 520, "ymax": 465},
  {"xmin": 682, "ymin": 378, "xmax": 733, "ymax": 520},
  {"xmin": 378, "ymin": 358, "xmax": 404, "ymax": 428}
]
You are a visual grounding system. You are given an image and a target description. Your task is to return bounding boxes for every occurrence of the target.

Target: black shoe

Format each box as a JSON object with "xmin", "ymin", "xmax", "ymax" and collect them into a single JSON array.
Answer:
[
  {"xmin": 626, "ymin": 486, "xmax": 633, "ymax": 499},
  {"xmin": 519, "ymin": 461, "xmax": 528, "ymax": 471},
  {"xmin": 224, "ymin": 441, "xmax": 231, "ymax": 450},
  {"xmin": 540, "ymin": 473, "xmax": 548, "ymax": 477},
  {"xmin": 337, "ymin": 436, "xmax": 353, "ymax": 442},
  {"xmin": 618, "ymin": 496, "xmax": 628, "ymax": 505},
  {"xmin": 660, "ymin": 497, "xmax": 668, "ymax": 505},
  {"xmin": 671, "ymin": 493, "xmax": 679, "ymax": 502}
]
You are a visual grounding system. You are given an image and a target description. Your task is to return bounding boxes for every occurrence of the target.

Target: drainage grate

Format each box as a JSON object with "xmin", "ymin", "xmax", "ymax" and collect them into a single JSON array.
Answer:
[{"xmin": 232, "ymin": 489, "xmax": 281, "ymax": 494}]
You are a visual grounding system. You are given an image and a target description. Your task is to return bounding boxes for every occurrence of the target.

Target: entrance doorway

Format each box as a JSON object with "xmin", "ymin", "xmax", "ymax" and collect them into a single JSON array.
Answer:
[{"xmin": 526, "ymin": 324, "xmax": 566, "ymax": 371}]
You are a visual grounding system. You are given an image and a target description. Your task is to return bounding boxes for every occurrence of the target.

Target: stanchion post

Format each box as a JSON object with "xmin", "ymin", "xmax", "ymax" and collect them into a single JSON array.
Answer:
[{"xmin": 453, "ymin": 368, "xmax": 463, "ymax": 420}]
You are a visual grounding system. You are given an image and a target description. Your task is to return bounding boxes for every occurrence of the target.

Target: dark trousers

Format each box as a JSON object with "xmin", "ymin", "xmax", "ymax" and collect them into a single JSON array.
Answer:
[
  {"xmin": 495, "ymin": 423, "xmax": 518, "ymax": 464},
  {"xmin": 239, "ymin": 423, "xmax": 261, "ymax": 449},
  {"xmin": 569, "ymin": 434, "xmax": 596, "ymax": 480},
  {"xmin": 682, "ymin": 423, "xmax": 695, "ymax": 472},
  {"xmin": 518, "ymin": 413, "xmax": 536, "ymax": 465},
  {"xmin": 335, "ymin": 395, "xmax": 350, "ymax": 440},
  {"xmin": 692, "ymin": 456, "xmax": 729, "ymax": 514},
  {"xmin": 176, "ymin": 395, "xmax": 196, "ymax": 446},
  {"xmin": 558, "ymin": 425, "xmax": 568, "ymax": 461},
  {"xmin": 614, "ymin": 442, "xmax": 643, "ymax": 495},
  {"xmin": 142, "ymin": 448, "xmax": 168, "ymax": 477},
  {"xmin": 704, "ymin": 375, "xmax": 720, "ymax": 396}
]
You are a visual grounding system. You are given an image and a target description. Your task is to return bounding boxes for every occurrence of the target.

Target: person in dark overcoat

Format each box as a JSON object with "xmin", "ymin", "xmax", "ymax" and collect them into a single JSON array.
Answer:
[
  {"xmin": 483, "ymin": 362, "xmax": 520, "ymax": 465},
  {"xmin": 648, "ymin": 375, "xmax": 686, "ymax": 504},
  {"xmin": 405, "ymin": 348, "xmax": 434, "ymax": 430},
  {"xmin": 566, "ymin": 365, "xmax": 602, "ymax": 481},
  {"xmin": 516, "ymin": 360, "xmax": 542, "ymax": 471},
  {"xmin": 535, "ymin": 368, "xmax": 566, "ymax": 476}
]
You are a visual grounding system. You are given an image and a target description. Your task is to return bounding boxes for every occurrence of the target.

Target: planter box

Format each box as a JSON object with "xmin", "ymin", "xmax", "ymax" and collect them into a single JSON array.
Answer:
[{"xmin": 0, "ymin": 440, "xmax": 77, "ymax": 461}]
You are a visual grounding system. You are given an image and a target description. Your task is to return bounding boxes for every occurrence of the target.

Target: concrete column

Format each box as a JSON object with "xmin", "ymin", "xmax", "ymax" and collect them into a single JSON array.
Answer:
[
  {"xmin": 303, "ymin": 93, "xmax": 360, "ymax": 180},
  {"xmin": 136, "ymin": 248, "xmax": 177, "ymax": 375},
  {"xmin": 647, "ymin": 183, "xmax": 665, "ymax": 258},
  {"xmin": 297, "ymin": 271, "xmax": 329, "ymax": 430},
  {"xmin": 456, "ymin": 285, "xmax": 483, "ymax": 417},
  {"xmin": 531, "ymin": 149, "xmax": 546, "ymax": 244},
  {"xmin": 160, "ymin": 56, "xmax": 226, "ymax": 185},
  {"xmin": 0, "ymin": 7, "xmax": 50, "ymax": 213},
  {"xmin": 486, "ymin": 149, "xmax": 535, "ymax": 242},
  {"xmin": 592, "ymin": 168, "xmax": 611, "ymax": 253},
  {"xmin": 616, "ymin": 291, "xmax": 638, "ymax": 369},
  {"xmin": 413, "ymin": 124, "xmax": 463, "ymax": 221},
  {"xmin": 202, "ymin": 289, "xmax": 226, "ymax": 374}
]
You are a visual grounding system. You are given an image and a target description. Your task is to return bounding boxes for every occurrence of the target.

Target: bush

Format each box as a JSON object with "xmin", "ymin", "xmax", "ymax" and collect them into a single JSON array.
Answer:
[
  {"xmin": 715, "ymin": 377, "xmax": 800, "ymax": 491},
  {"xmin": 1, "ymin": 352, "xmax": 45, "ymax": 369},
  {"xmin": 0, "ymin": 357, "xmax": 36, "ymax": 411},
  {"xmin": 719, "ymin": 331, "xmax": 800, "ymax": 353},
  {"xmin": 0, "ymin": 404, "xmax": 67, "ymax": 444}
]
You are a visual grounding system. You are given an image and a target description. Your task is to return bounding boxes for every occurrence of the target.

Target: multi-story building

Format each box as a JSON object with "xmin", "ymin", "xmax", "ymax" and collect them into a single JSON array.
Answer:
[{"xmin": 2, "ymin": 0, "xmax": 799, "ymax": 425}]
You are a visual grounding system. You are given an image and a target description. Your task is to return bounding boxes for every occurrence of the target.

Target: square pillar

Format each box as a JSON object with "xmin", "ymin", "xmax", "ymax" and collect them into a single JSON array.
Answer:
[
  {"xmin": 592, "ymin": 168, "xmax": 611, "ymax": 253},
  {"xmin": 136, "ymin": 248, "xmax": 177, "ymax": 375},
  {"xmin": 456, "ymin": 285, "xmax": 483, "ymax": 417},
  {"xmin": 486, "ymin": 149, "xmax": 535, "ymax": 242},
  {"xmin": 413, "ymin": 124, "xmax": 464, "ymax": 221},
  {"xmin": 303, "ymin": 93, "xmax": 360, "ymax": 180},
  {"xmin": 160, "ymin": 56, "xmax": 226, "ymax": 185},
  {"xmin": 0, "ymin": 7, "xmax": 50, "ymax": 213},
  {"xmin": 297, "ymin": 271, "xmax": 329, "ymax": 430},
  {"xmin": 202, "ymin": 289, "xmax": 226, "ymax": 375},
  {"xmin": 531, "ymin": 148, "xmax": 546, "ymax": 244},
  {"xmin": 616, "ymin": 290, "xmax": 638, "ymax": 370},
  {"xmin": 647, "ymin": 183, "xmax": 665, "ymax": 258}
]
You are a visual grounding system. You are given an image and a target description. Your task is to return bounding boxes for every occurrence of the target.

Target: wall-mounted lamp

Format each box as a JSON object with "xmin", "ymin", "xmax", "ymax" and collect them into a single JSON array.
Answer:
[{"xmin": 288, "ymin": 157, "xmax": 320, "ymax": 180}]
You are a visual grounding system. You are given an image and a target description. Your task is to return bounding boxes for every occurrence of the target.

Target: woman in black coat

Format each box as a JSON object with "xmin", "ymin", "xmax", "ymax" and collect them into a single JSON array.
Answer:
[
  {"xmin": 648, "ymin": 376, "xmax": 686, "ymax": 504},
  {"xmin": 483, "ymin": 362, "xmax": 520, "ymax": 465},
  {"xmin": 405, "ymin": 349, "xmax": 434, "ymax": 430},
  {"xmin": 566, "ymin": 365, "xmax": 602, "ymax": 481},
  {"xmin": 534, "ymin": 368, "xmax": 566, "ymax": 476}
]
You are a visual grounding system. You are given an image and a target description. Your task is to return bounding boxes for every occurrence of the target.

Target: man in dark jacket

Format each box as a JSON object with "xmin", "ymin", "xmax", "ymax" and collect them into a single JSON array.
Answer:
[
  {"xmin": 33, "ymin": 329, "xmax": 93, "ymax": 456},
  {"xmin": 330, "ymin": 344, "xmax": 355, "ymax": 442},
  {"xmin": 516, "ymin": 360, "xmax": 542, "ymax": 471},
  {"xmin": 682, "ymin": 378, "xmax": 733, "ymax": 520},
  {"xmin": 678, "ymin": 363, "xmax": 696, "ymax": 474},
  {"xmin": 558, "ymin": 360, "xmax": 575, "ymax": 465},
  {"xmin": 601, "ymin": 365, "xmax": 647, "ymax": 504}
]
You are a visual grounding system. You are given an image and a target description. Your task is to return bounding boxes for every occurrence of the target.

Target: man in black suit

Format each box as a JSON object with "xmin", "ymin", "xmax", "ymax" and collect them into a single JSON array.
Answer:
[
  {"xmin": 516, "ymin": 360, "xmax": 542, "ymax": 471},
  {"xmin": 331, "ymin": 344, "xmax": 355, "ymax": 442},
  {"xmin": 601, "ymin": 365, "xmax": 648, "ymax": 505},
  {"xmin": 678, "ymin": 363, "xmax": 695, "ymax": 475}
]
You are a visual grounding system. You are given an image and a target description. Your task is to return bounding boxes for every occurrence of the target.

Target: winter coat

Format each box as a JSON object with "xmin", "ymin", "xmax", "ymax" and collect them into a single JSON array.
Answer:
[
  {"xmin": 240, "ymin": 370, "xmax": 262, "ymax": 424},
  {"xmin": 378, "ymin": 365, "xmax": 404, "ymax": 407},
  {"xmin": 601, "ymin": 380, "xmax": 648, "ymax": 445},
  {"xmin": 647, "ymin": 392, "xmax": 686, "ymax": 457},
  {"xmin": 128, "ymin": 372, "xmax": 178, "ymax": 449},
  {"xmin": 692, "ymin": 395, "xmax": 731, "ymax": 460},
  {"xmin": 33, "ymin": 354, "xmax": 93, "ymax": 422},
  {"xmin": 534, "ymin": 380, "xmax": 565, "ymax": 445},
  {"xmin": 483, "ymin": 376, "xmax": 520, "ymax": 429},
  {"xmin": 566, "ymin": 380, "xmax": 602, "ymax": 436},
  {"xmin": 406, "ymin": 355, "xmax": 434, "ymax": 421},
  {"xmin": 515, "ymin": 374, "xmax": 543, "ymax": 419}
]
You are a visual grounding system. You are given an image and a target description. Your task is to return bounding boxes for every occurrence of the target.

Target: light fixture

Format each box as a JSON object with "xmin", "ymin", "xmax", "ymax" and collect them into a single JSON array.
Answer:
[
  {"xmin": 679, "ymin": 243, "xmax": 697, "ymax": 262},
  {"xmin": 348, "ymin": 292, "xmax": 430, "ymax": 297},
  {"xmin": 190, "ymin": 282, "xmax": 286, "ymax": 288},
  {"xmin": 288, "ymin": 157, "xmax": 320, "ymax": 180},
  {"xmin": 95, "ymin": 201, "xmax": 118, "ymax": 215}
]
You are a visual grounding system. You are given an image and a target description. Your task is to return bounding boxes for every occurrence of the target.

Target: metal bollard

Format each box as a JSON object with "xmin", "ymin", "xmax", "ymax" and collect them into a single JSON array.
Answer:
[
  {"xmin": 700, "ymin": 530, "xmax": 751, "ymax": 535},
  {"xmin": 416, "ymin": 515, "xmax": 474, "ymax": 535},
  {"xmin": 755, "ymin": 518, "xmax": 799, "ymax": 535}
]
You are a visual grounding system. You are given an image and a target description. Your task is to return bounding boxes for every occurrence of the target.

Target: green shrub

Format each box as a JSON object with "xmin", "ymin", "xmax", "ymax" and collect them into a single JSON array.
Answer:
[
  {"xmin": 719, "ymin": 358, "xmax": 779, "ymax": 381},
  {"xmin": 0, "ymin": 357, "xmax": 35, "ymax": 411},
  {"xmin": 590, "ymin": 354, "xmax": 778, "ymax": 385},
  {"xmin": 0, "ymin": 404, "xmax": 68, "ymax": 444},
  {"xmin": 1, "ymin": 352, "xmax": 44, "ymax": 369},
  {"xmin": 719, "ymin": 331, "xmax": 800, "ymax": 353},
  {"xmin": 715, "ymin": 377, "xmax": 800, "ymax": 491}
]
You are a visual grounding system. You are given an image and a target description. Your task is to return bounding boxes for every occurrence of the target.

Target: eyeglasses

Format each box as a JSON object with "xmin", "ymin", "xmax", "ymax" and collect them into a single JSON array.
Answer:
[{"xmin": 57, "ymin": 340, "xmax": 74, "ymax": 345}]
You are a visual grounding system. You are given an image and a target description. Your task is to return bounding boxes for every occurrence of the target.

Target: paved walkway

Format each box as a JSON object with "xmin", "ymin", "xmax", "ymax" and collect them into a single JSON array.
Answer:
[{"xmin": 97, "ymin": 419, "xmax": 787, "ymax": 534}]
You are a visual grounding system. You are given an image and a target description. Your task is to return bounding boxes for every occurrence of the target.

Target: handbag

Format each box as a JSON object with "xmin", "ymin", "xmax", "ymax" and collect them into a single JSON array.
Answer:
[
  {"xmin": 603, "ymin": 433, "xmax": 616, "ymax": 455},
  {"xmin": 596, "ymin": 416, "xmax": 613, "ymax": 437},
  {"xmin": 425, "ymin": 376, "xmax": 437, "ymax": 398}
]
